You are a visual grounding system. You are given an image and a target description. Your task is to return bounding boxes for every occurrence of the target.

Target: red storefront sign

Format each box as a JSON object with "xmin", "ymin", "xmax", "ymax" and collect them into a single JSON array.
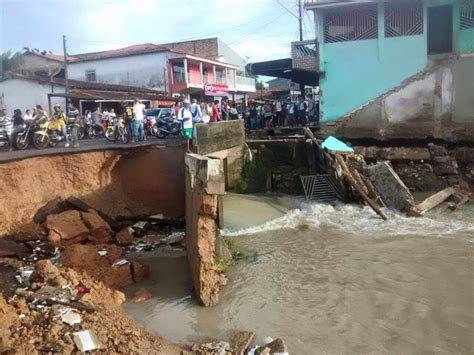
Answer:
[{"xmin": 204, "ymin": 83, "xmax": 229, "ymax": 96}]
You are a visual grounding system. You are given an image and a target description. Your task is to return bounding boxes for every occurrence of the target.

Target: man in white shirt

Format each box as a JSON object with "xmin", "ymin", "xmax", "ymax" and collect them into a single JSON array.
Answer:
[
  {"xmin": 178, "ymin": 99, "xmax": 193, "ymax": 152},
  {"xmin": 24, "ymin": 109, "xmax": 33, "ymax": 122},
  {"xmin": 275, "ymin": 98, "xmax": 283, "ymax": 127},
  {"xmin": 132, "ymin": 99, "xmax": 146, "ymax": 142},
  {"xmin": 190, "ymin": 99, "xmax": 203, "ymax": 123}
]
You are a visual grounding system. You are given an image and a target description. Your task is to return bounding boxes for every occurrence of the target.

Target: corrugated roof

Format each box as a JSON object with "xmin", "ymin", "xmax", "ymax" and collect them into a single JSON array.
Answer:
[{"xmin": 72, "ymin": 43, "xmax": 170, "ymax": 62}]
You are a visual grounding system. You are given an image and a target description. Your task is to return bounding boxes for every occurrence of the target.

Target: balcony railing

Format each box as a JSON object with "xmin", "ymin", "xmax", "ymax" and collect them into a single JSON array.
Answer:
[{"xmin": 291, "ymin": 39, "xmax": 320, "ymax": 72}]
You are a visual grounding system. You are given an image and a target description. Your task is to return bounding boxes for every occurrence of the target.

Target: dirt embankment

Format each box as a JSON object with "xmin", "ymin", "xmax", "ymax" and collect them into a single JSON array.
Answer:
[{"xmin": 0, "ymin": 147, "xmax": 185, "ymax": 237}]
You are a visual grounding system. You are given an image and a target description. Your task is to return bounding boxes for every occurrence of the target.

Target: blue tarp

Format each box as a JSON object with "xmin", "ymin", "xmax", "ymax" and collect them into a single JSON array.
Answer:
[{"xmin": 321, "ymin": 136, "xmax": 354, "ymax": 152}]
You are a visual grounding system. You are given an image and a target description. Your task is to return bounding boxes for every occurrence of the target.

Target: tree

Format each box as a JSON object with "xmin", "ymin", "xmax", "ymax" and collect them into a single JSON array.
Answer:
[
  {"xmin": 0, "ymin": 50, "xmax": 24, "ymax": 77},
  {"xmin": 256, "ymin": 79, "xmax": 265, "ymax": 90}
]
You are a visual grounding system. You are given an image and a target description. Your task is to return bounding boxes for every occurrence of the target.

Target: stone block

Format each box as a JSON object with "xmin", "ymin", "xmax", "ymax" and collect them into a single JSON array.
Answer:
[{"xmin": 193, "ymin": 120, "xmax": 245, "ymax": 155}]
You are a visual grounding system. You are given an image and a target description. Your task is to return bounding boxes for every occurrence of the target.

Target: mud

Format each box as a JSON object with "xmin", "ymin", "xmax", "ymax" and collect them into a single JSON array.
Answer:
[{"xmin": 0, "ymin": 147, "xmax": 185, "ymax": 237}]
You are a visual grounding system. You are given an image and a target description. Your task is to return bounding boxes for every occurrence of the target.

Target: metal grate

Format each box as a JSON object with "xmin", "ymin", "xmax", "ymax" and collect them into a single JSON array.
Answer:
[
  {"xmin": 324, "ymin": 5, "xmax": 378, "ymax": 43},
  {"xmin": 301, "ymin": 175, "xmax": 341, "ymax": 202},
  {"xmin": 385, "ymin": 2, "xmax": 423, "ymax": 37},
  {"xmin": 461, "ymin": 0, "xmax": 474, "ymax": 29}
]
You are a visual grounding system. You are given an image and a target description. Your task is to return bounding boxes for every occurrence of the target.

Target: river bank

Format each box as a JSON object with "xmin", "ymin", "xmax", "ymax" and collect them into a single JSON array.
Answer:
[{"xmin": 123, "ymin": 193, "xmax": 474, "ymax": 354}]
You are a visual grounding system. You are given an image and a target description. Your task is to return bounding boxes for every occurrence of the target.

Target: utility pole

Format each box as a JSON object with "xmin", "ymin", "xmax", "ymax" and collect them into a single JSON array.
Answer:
[
  {"xmin": 298, "ymin": 0, "xmax": 303, "ymax": 41},
  {"xmin": 62, "ymin": 35, "xmax": 69, "ymax": 105}
]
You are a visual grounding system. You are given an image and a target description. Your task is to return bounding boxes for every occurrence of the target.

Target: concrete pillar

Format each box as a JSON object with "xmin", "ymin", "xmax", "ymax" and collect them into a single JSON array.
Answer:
[
  {"xmin": 184, "ymin": 153, "xmax": 226, "ymax": 307},
  {"xmin": 199, "ymin": 62, "xmax": 204, "ymax": 85},
  {"xmin": 184, "ymin": 58, "xmax": 189, "ymax": 84},
  {"xmin": 213, "ymin": 65, "xmax": 216, "ymax": 84},
  {"xmin": 233, "ymin": 69, "xmax": 237, "ymax": 91}
]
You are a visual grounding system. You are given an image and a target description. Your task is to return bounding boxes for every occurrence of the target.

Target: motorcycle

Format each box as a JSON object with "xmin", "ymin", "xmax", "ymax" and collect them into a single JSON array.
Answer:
[
  {"xmin": 155, "ymin": 117, "xmax": 181, "ymax": 138},
  {"xmin": 66, "ymin": 121, "xmax": 85, "ymax": 140},
  {"xmin": 86, "ymin": 120, "xmax": 107, "ymax": 138},
  {"xmin": 145, "ymin": 116, "xmax": 157, "ymax": 136},
  {"xmin": 33, "ymin": 121, "xmax": 66, "ymax": 149},
  {"xmin": 13, "ymin": 120, "xmax": 42, "ymax": 150},
  {"xmin": 105, "ymin": 116, "xmax": 128, "ymax": 144}
]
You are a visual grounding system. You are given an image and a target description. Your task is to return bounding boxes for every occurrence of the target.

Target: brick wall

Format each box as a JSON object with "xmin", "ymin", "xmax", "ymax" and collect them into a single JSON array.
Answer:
[{"xmin": 164, "ymin": 38, "xmax": 219, "ymax": 60}]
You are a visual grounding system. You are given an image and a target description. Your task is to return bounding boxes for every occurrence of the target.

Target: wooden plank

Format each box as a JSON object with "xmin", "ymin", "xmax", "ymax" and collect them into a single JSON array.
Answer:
[{"xmin": 412, "ymin": 187, "xmax": 457, "ymax": 215}]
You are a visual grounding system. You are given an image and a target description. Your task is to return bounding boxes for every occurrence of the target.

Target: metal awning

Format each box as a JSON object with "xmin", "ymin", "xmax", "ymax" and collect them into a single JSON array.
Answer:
[{"xmin": 247, "ymin": 58, "xmax": 319, "ymax": 86}]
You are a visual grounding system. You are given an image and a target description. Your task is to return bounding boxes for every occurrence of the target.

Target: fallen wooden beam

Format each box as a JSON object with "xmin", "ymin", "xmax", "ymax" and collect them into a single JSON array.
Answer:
[
  {"xmin": 409, "ymin": 187, "xmax": 457, "ymax": 216},
  {"xmin": 335, "ymin": 155, "xmax": 388, "ymax": 221}
]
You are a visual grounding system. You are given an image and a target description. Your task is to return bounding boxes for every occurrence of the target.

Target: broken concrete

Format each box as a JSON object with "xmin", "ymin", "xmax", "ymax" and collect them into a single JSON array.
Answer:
[
  {"xmin": 367, "ymin": 161, "xmax": 415, "ymax": 211},
  {"xmin": 81, "ymin": 210, "xmax": 112, "ymax": 244},
  {"xmin": 193, "ymin": 120, "xmax": 245, "ymax": 155},
  {"xmin": 185, "ymin": 153, "xmax": 227, "ymax": 306},
  {"xmin": 45, "ymin": 210, "xmax": 90, "ymax": 245},
  {"xmin": 115, "ymin": 227, "xmax": 134, "ymax": 245}
]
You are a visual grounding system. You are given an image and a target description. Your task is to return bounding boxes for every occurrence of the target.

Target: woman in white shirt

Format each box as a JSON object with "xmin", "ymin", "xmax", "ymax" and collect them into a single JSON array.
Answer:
[{"xmin": 201, "ymin": 101, "xmax": 211, "ymax": 123}]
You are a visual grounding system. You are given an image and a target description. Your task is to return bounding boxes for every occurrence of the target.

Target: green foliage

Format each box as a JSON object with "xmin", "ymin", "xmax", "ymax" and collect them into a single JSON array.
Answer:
[
  {"xmin": 1, "ymin": 50, "xmax": 24, "ymax": 77},
  {"xmin": 214, "ymin": 257, "xmax": 233, "ymax": 273}
]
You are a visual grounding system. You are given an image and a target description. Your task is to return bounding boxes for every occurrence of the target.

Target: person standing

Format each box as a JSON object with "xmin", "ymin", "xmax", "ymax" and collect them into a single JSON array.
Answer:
[
  {"xmin": 132, "ymin": 99, "xmax": 145, "ymax": 142},
  {"xmin": 307, "ymin": 94, "xmax": 316, "ymax": 126},
  {"xmin": 210, "ymin": 100, "xmax": 220, "ymax": 122},
  {"xmin": 297, "ymin": 96, "xmax": 307, "ymax": 126},
  {"xmin": 0, "ymin": 108, "xmax": 13, "ymax": 151},
  {"xmin": 220, "ymin": 97, "xmax": 228, "ymax": 120},
  {"xmin": 230, "ymin": 102, "xmax": 239, "ymax": 120},
  {"xmin": 190, "ymin": 99, "xmax": 203, "ymax": 123},
  {"xmin": 51, "ymin": 103, "xmax": 70, "ymax": 147},
  {"xmin": 201, "ymin": 101, "xmax": 211, "ymax": 123},
  {"xmin": 177, "ymin": 99, "xmax": 193, "ymax": 152},
  {"xmin": 249, "ymin": 103, "xmax": 258, "ymax": 130},
  {"xmin": 24, "ymin": 109, "xmax": 33, "ymax": 122},
  {"xmin": 70, "ymin": 113, "xmax": 82, "ymax": 148},
  {"xmin": 287, "ymin": 99, "xmax": 295, "ymax": 127},
  {"xmin": 275, "ymin": 98, "xmax": 283, "ymax": 127}
]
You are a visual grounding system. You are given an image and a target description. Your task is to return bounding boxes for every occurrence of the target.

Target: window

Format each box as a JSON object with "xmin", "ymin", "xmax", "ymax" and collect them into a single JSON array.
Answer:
[
  {"xmin": 85, "ymin": 69, "xmax": 96, "ymax": 82},
  {"xmin": 461, "ymin": 0, "xmax": 474, "ymax": 29},
  {"xmin": 324, "ymin": 5, "xmax": 378, "ymax": 43},
  {"xmin": 215, "ymin": 70, "xmax": 225, "ymax": 84},
  {"xmin": 172, "ymin": 63, "xmax": 186, "ymax": 83},
  {"xmin": 385, "ymin": 2, "xmax": 423, "ymax": 37}
]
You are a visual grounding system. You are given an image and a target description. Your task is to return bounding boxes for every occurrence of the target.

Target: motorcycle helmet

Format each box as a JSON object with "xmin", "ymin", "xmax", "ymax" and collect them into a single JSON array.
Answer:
[{"xmin": 53, "ymin": 103, "xmax": 61, "ymax": 112}]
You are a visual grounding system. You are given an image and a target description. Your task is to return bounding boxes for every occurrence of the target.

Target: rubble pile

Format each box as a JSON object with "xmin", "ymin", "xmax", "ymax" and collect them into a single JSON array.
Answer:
[
  {"xmin": 304, "ymin": 129, "xmax": 471, "ymax": 219},
  {"xmin": 0, "ymin": 198, "xmax": 189, "ymax": 354}
]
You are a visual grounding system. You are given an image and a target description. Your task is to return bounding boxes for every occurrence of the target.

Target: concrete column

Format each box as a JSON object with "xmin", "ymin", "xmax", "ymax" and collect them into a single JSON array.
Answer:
[
  {"xmin": 213, "ymin": 65, "xmax": 216, "ymax": 84},
  {"xmin": 184, "ymin": 153, "xmax": 226, "ymax": 307},
  {"xmin": 233, "ymin": 69, "xmax": 237, "ymax": 91},
  {"xmin": 199, "ymin": 62, "xmax": 204, "ymax": 84},
  {"xmin": 184, "ymin": 58, "xmax": 189, "ymax": 84}
]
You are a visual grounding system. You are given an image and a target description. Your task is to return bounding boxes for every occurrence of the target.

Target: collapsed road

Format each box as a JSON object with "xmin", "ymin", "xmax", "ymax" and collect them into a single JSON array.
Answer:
[{"xmin": 0, "ymin": 119, "xmax": 473, "ymax": 354}]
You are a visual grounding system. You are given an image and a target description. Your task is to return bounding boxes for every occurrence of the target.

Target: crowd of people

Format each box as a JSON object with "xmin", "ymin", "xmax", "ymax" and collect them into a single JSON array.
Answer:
[{"xmin": 0, "ymin": 94, "xmax": 319, "ymax": 152}]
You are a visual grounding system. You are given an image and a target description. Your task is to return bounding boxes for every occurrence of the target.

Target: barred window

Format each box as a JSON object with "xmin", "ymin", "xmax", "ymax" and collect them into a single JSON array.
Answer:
[
  {"xmin": 85, "ymin": 69, "xmax": 96, "ymax": 82},
  {"xmin": 385, "ymin": 2, "xmax": 423, "ymax": 37},
  {"xmin": 324, "ymin": 5, "xmax": 378, "ymax": 43},
  {"xmin": 461, "ymin": 0, "xmax": 474, "ymax": 29}
]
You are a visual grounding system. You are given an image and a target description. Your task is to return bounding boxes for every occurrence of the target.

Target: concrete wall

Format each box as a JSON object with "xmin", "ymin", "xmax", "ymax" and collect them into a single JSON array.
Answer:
[
  {"xmin": 0, "ymin": 78, "xmax": 66, "ymax": 116},
  {"xmin": 217, "ymin": 39, "xmax": 246, "ymax": 74},
  {"xmin": 193, "ymin": 120, "xmax": 245, "ymax": 155},
  {"xmin": 184, "ymin": 153, "xmax": 226, "ymax": 306},
  {"xmin": 324, "ymin": 55, "xmax": 474, "ymax": 141},
  {"xmin": 68, "ymin": 52, "xmax": 177, "ymax": 91}
]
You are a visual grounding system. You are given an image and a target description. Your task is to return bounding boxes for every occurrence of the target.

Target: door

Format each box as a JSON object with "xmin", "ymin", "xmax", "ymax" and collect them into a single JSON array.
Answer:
[{"xmin": 428, "ymin": 5, "xmax": 453, "ymax": 54}]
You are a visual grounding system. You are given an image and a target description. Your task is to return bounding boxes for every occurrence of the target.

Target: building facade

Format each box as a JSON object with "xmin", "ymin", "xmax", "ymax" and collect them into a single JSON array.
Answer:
[{"xmin": 305, "ymin": 0, "xmax": 474, "ymax": 140}]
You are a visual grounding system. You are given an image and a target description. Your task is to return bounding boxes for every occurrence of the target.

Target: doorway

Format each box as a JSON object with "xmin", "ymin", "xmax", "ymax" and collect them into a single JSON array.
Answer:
[{"xmin": 428, "ymin": 5, "xmax": 453, "ymax": 54}]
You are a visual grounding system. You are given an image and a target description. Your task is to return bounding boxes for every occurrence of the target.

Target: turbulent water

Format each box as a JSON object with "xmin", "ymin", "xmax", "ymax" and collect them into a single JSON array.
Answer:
[{"xmin": 124, "ymin": 193, "xmax": 474, "ymax": 354}]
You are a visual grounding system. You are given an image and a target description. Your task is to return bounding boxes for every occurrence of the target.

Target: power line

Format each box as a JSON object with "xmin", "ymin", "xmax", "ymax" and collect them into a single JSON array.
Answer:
[{"xmin": 275, "ymin": 0, "xmax": 299, "ymax": 19}]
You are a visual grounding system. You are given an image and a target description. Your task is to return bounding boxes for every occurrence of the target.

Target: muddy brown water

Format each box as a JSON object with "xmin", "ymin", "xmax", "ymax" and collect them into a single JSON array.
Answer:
[{"xmin": 124, "ymin": 193, "xmax": 474, "ymax": 354}]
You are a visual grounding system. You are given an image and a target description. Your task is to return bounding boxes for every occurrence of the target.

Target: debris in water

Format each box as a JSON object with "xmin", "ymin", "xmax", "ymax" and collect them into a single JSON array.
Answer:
[
  {"xmin": 132, "ymin": 288, "xmax": 153, "ymax": 303},
  {"xmin": 408, "ymin": 187, "xmax": 457, "ymax": 216}
]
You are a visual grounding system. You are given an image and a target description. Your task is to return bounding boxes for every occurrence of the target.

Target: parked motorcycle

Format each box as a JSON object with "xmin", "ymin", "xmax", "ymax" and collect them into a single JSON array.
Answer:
[
  {"xmin": 145, "ymin": 116, "xmax": 158, "ymax": 136},
  {"xmin": 105, "ymin": 116, "xmax": 128, "ymax": 143},
  {"xmin": 13, "ymin": 120, "xmax": 42, "ymax": 150},
  {"xmin": 86, "ymin": 120, "xmax": 107, "ymax": 138},
  {"xmin": 155, "ymin": 117, "xmax": 181, "ymax": 138},
  {"xmin": 33, "ymin": 121, "xmax": 66, "ymax": 149}
]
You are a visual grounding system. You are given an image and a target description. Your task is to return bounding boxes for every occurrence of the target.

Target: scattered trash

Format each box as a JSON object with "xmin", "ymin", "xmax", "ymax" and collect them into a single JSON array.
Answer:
[
  {"xmin": 161, "ymin": 231, "xmax": 185, "ymax": 244},
  {"xmin": 112, "ymin": 259, "xmax": 130, "ymax": 267},
  {"xmin": 97, "ymin": 248, "xmax": 108, "ymax": 256},
  {"xmin": 192, "ymin": 341, "xmax": 231, "ymax": 355},
  {"xmin": 321, "ymin": 136, "xmax": 354, "ymax": 153},
  {"xmin": 133, "ymin": 221, "xmax": 147, "ymax": 229},
  {"xmin": 73, "ymin": 330, "xmax": 101, "ymax": 352},
  {"xmin": 60, "ymin": 307, "xmax": 82, "ymax": 325}
]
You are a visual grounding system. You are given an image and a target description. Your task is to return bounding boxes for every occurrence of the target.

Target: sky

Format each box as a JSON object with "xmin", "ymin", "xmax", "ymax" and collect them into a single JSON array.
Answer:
[{"xmin": 0, "ymin": 0, "xmax": 315, "ymax": 65}]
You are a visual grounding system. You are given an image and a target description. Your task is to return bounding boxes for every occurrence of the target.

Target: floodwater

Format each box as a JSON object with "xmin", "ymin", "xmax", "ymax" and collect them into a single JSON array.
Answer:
[{"xmin": 124, "ymin": 193, "xmax": 474, "ymax": 354}]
